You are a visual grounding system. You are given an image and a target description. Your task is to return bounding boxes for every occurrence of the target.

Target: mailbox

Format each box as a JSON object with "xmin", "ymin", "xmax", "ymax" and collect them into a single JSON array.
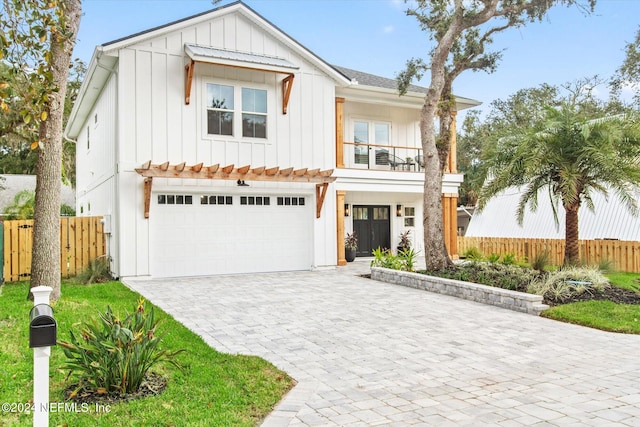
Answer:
[{"xmin": 29, "ymin": 304, "xmax": 57, "ymax": 348}]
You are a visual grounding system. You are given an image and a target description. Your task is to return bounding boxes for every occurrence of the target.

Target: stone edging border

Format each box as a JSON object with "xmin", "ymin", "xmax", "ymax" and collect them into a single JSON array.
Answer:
[{"xmin": 370, "ymin": 267, "xmax": 549, "ymax": 316}]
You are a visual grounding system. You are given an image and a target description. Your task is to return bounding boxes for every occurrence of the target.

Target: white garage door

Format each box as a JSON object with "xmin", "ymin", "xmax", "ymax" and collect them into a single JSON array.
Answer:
[{"xmin": 150, "ymin": 192, "xmax": 313, "ymax": 277}]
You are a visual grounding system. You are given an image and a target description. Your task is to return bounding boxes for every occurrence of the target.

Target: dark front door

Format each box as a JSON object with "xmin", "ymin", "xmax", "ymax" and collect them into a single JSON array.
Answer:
[{"xmin": 353, "ymin": 205, "xmax": 391, "ymax": 257}]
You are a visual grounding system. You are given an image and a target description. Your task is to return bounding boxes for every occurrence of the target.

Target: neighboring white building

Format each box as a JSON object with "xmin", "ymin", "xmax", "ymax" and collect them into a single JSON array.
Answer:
[
  {"xmin": 65, "ymin": 1, "xmax": 479, "ymax": 279},
  {"xmin": 0, "ymin": 174, "xmax": 75, "ymax": 219},
  {"xmin": 466, "ymin": 188, "xmax": 640, "ymax": 241}
]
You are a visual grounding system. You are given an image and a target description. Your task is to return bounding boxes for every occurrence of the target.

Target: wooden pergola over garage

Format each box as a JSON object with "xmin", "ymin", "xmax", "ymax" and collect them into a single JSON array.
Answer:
[{"xmin": 135, "ymin": 161, "xmax": 336, "ymax": 219}]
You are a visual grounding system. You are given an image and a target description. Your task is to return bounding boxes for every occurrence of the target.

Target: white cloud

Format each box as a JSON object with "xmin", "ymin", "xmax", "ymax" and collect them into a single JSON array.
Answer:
[{"xmin": 383, "ymin": 25, "xmax": 395, "ymax": 34}]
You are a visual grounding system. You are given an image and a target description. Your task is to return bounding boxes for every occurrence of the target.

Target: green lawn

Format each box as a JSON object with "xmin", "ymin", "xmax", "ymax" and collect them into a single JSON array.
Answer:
[
  {"xmin": 0, "ymin": 281, "xmax": 294, "ymax": 426},
  {"xmin": 541, "ymin": 272, "xmax": 640, "ymax": 334},
  {"xmin": 604, "ymin": 272, "xmax": 640, "ymax": 293}
]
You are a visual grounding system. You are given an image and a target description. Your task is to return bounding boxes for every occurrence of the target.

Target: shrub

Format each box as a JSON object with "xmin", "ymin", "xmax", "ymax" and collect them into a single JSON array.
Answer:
[
  {"xmin": 501, "ymin": 253, "xmax": 517, "ymax": 265},
  {"xmin": 596, "ymin": 258, "xmax": 615, "ymax": 273},
  {"xmin": 74, "ymin": 255, "xmax": 112, "ymax": 284},
  {"xmin": 487, "ymin": 253, "xmax": 500, "ymax": 263},
  {"xmin": 527, "ymin": 266, "xmax": 609, "ymax": 304},
  {"xmin": 59, "ymin": 298, "xmax": 185, "ymax": 396},
  {"xmin": 371, "ymin": 247, "xmax": 418, "ymax": 272},
  {"xmin": 530, "ymin": 251, "xmax": 549, "ymax": 272},
  {"xmin": 463, "ymin": 247, "xmax": 483, "ymax": 261},
  {"xmin": 426, "ymin": 262, "xmax": 542, "ymax": 292}
]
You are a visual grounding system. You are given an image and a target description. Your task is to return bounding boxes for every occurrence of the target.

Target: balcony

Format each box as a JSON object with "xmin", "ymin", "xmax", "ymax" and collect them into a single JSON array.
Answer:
[{"xmin": 342, "ymin": 142, "xmax": 424, "ymax": 172}]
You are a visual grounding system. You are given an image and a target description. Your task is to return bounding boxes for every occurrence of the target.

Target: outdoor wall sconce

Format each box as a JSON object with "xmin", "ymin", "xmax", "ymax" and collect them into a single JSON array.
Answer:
[
  {"xmin": 396, "ymin": 204, "xmax": 402, "ymax": 217},
  {"xmin": 237, "ymin": 180, "xmax": 249, "ymax": 187},
  {"xmin": 344, "ymin": 204, "xmax": 350, "ymax": 217}
]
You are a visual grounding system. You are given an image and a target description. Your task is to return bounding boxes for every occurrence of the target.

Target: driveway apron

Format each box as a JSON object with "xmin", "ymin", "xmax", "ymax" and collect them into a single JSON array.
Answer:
[{"xmin": 124, "ymin": 265, "xmax": 640, "ymax": 426}]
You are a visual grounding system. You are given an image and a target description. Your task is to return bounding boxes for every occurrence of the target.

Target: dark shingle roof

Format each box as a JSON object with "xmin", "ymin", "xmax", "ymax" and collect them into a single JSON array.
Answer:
[{"xmin": 332, "ymin": 65, "xmax": 427, "ymax": 94}]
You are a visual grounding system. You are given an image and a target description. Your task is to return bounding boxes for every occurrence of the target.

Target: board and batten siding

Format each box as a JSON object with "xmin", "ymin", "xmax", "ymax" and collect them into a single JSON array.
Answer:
[
  {"xmin": 343, "ymin": 102, "xmax": 421, "ymax": 148},
  {"xmin": 113, "ymin": 12, "xmax": 338, "ymax": 277},
  {"xmin": 74, "ymin": 73, "xmax": 118, "ymax": 275}
]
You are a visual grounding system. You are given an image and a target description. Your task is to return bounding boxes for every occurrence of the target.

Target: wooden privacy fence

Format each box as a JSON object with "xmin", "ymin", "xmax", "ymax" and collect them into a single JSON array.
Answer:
[
  {"xmin": 2, "ymin": 216, "xmax": 105, "ymax": 283},
  {"xmin": 458, "ymin": 236, "xmax": 640, "ymax": 273}
]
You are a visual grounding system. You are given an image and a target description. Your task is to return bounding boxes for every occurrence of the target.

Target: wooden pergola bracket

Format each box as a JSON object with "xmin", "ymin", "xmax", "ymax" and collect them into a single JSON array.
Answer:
[
  {"xmin": 143, "ymin": 177, "xmax": 153, "ymax": 219},
  {"xmin": 136, "ymin": 161, "xmax": 336, "ymax": 219},
  {"xmin": 315, "ymin": 183, "xmax": 329, "ymax": 219}
]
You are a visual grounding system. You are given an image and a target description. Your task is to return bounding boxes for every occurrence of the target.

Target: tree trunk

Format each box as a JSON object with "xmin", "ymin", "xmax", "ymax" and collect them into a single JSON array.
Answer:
[
  {"xmin": 421, "ymin": 28, "xmax": 462, "ymax": 271},
  {"xmin": 29, "ymin": 0, "xmax": 82, "ymax": 302},
  {"xmin": 564, "ymin": 203, "xmax": 580, "ymax": 266},
  {"xmin": 422, "ymin": 93, "xmax": 454, "ymax": 270}
]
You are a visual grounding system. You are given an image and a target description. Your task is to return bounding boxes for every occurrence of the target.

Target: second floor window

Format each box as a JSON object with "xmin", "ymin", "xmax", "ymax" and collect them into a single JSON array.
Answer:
[
  {"xmin": 206, "ymin": 84, "xmax": 267, "ymax": 139},
  {"xmin": 242, "ymin": 88, "xmax": 267, "ymax": 138},
  {"xmin": 207, "ymin": 84, "xmax": 234, "ymax": 136}
]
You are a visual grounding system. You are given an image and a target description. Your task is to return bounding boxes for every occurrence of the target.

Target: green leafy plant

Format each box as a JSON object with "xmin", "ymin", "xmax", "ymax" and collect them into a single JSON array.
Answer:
[
  {"xmin": 487, "ymin": 253, "xmax": 500, "ymax": 263},
  {"xmin": 371, "ymin": 247, "xmax": 419, "ymax": 272},
  {"xmin": 501, "ymin": 252, "xmax": 517, "ymax": 265},
  {"xmin": 399, "ymin": 248, "xmax": 418, "ymax": 272},
  {"xmin": 371, "ymin": 247, "xmax": 403, "ymax": 270},
  {"xmin": 60, "ymin": 204, "xmax": 76, "ymax": 216},
  {"xmin": 59, "ymin": 298, "xmax": 185, "ymax": 396},
  {"xmin": 463, "ymin": 247, "xmax": 483, "ymax": 261},
  {"xmin": 345, "ymin": 232, "xmax": 358, "ymax": 251},
  {"xmin": 74, "ymin": 255, "xmax": 112, "ymax": 284}
]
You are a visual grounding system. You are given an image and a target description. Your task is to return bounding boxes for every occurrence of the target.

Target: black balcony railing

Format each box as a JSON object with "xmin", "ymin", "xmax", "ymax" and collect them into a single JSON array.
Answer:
[{"xmin": 344, "ymin": 142, "xmax": 424, "ymax": 171}]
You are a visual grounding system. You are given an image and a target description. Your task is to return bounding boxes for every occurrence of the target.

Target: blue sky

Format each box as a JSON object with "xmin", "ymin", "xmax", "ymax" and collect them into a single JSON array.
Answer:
[{"xmin": 74, "ymin": 0, "xmax": 640, "ymax": 120}]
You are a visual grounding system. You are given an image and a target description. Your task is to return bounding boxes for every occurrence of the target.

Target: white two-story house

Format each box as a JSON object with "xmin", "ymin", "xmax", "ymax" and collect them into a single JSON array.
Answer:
[{"xmin": 65, "ymin": 1, "xmax": 479, "ymax": 279}]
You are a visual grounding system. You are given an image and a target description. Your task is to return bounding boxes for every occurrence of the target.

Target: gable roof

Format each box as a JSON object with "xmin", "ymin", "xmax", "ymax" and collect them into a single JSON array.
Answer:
[
  {"xmin": 66, "ymin": 1, "xmax": 351, "ymax": 138},
  {"xmin": 99, "ymin": 1, "xmax": 349, "ymax": 84}
]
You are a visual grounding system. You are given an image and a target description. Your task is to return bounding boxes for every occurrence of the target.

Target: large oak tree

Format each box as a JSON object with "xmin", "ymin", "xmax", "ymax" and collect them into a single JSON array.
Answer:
[{"xmin": 397, "ymin": 0, "xmax": 595, "ymax": 270}]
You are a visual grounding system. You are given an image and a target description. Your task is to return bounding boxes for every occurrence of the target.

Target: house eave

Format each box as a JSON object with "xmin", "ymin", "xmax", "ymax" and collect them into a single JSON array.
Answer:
[
  {"xmin": 65, "ymin": 48, "xmax": 117, "ymax": 138},
  {"xmin": 337, "ymin": 84, "xmax": 481, "ymax": 111}
]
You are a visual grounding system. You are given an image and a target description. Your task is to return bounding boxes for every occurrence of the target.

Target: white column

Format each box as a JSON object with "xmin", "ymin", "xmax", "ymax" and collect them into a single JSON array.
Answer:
[{"xmin": 31, "ymin": 286, "xmax": 52, "ymax": 427}]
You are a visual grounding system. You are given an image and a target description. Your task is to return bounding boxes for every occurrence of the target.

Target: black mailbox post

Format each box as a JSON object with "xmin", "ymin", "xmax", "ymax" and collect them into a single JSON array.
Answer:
[{"xmin": 29, "ymin": 304, "xmax": 57, "ymax": 348}]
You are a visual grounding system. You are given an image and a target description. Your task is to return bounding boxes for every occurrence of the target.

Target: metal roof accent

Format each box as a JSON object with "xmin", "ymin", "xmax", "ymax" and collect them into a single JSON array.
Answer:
[{"xmin": 185, "ymin": 44, "xmax": 299, "ymax": 72}]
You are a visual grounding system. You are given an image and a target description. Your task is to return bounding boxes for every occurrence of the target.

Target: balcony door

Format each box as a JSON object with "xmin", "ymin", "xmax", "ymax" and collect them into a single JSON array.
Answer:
[
  {"xmin": 353, "ymin": 205, "xmax": 391, "ymax": 257},
  {"xmin": 353, "ymin": 121, "xmax": 390, "ymax": 170}
]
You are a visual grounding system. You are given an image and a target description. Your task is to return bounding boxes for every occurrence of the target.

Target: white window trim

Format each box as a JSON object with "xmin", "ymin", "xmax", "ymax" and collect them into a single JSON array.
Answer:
[{"xmin": 201, "ymin": 78, "xmax": 273, "ymax": 144}]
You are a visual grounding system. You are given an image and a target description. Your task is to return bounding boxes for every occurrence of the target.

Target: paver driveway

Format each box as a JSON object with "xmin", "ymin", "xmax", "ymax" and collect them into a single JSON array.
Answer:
[{"xmin": 124, "ymin": 263, "xmax": 640, "ymax": 426}]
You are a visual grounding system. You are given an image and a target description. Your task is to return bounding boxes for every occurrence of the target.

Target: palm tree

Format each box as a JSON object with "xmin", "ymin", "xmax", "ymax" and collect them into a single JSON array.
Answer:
[
  {"xmin": 3, "ymin": 189, "xmax": 35, "ymax": 220},
  {"xmin": 477, "ymin": 103, "xmax": 640, "ymax": 266}
]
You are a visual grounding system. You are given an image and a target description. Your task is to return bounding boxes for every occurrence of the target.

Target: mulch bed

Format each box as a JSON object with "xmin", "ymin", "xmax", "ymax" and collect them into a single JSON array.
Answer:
[
  {"xmin": 64, "ymin": 372, "xmax": 167, "ymax": 405},
  {"xmin": 547, "ymin": 285, "xmax": 640, "ymax": 306}
]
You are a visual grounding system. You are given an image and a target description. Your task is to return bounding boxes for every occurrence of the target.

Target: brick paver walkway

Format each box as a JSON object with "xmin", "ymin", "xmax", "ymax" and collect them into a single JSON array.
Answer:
[{"xmin": 124, "ymin": 262, "xmax": 640, "ymax": 426}]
